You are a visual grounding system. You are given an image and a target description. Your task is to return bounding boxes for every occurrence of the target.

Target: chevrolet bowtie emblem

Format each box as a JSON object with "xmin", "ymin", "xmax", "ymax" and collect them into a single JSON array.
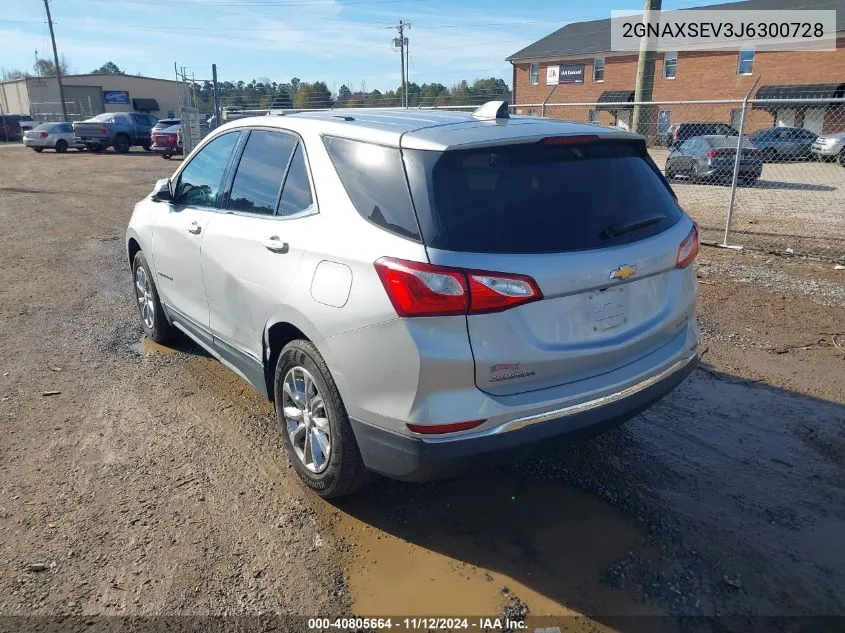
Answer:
[{"xmin": 609, "ymin": 265, "xmax": 637, "ymax": 281}]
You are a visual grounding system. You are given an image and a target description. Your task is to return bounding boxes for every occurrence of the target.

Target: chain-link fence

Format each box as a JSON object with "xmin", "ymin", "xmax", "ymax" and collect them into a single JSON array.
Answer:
[{"xmin": 513, "ymin": 97, "xmax": 845, "ymax": 262}]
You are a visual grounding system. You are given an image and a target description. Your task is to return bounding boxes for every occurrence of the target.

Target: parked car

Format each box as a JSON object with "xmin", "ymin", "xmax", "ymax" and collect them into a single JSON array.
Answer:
[
  {"xmin": 0, "ymin": 114, "xmax": 32, "ymax": 141},
  {"xmin": 23, "ymin": 122, "xmax": 85, "ymax": 153},
  {"xmin": 665, "ymin": 135, "xmax": 763, "ymax": 185},
  {"xmin": 663, "ymin": 122, "xmax": 739, "ymax": 149},
  {"xmin": 748, "ymin": 126, "xmax": 817, "ymax": 161},
  {"xmin": 73, "ymin": 112, "xmax": 158, "ymax": 153},
  {"xmin": 18, "ymin": 115, "xmax": 36, "ymax": 135},
  {"xmin": 810, "ymin": 131, "xmax": 845, "ymax": 166},
  {"xmin": 126, "ymin": 103, "xmax": 700, "ymax": 498},
  {"xmin": 150, "ymin": 124, "xmax": 182, "ymax": 159}
]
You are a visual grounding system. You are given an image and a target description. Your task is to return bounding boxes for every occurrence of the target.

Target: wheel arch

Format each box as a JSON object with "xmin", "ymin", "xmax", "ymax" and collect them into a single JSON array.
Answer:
[{"xmin": 262, "ymin": 309, "xmax": 324, "ymax": 402}]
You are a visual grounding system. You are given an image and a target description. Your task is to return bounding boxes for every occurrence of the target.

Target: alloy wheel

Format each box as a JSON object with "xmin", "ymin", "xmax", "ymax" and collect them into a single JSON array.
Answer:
[
  {"xmin": 134, "ymin": 265, "xmax": 155, "ymax": 329},
  {"xmin": 282, "ymin": 366, "xmax": 332, "ymax": 473}
]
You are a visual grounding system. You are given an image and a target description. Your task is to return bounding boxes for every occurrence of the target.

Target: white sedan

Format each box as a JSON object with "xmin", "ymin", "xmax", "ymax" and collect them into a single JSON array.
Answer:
[{"xmin": 23, "ymin": 122, "xmax": 85, "ymax": 153}]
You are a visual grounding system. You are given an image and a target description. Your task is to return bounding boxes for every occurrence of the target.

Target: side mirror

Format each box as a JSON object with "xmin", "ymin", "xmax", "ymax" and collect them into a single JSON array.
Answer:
[{"xmin": 151, "ymin": 178, "xmax": 172, "ymax": 202}]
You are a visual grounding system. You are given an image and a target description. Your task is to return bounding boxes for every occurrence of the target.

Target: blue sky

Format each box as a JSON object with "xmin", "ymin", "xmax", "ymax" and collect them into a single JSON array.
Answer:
[{"xmin": 1, "ymin": 0, "xmax": 704, "ymax": 92}]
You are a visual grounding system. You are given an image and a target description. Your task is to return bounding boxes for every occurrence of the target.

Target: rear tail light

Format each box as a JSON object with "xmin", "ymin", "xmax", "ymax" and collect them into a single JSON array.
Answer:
[
  {"xmin": 676, "ymin": 224, "xmax": 700, "ymax": 268},
  {"xmin": 407, "ymin": 419, "xmax": 486, "ymax": 434},
  {"xmin": 705, "ymin": 150, "xmax": 718, "ymax": 157},
  {"xmin": 374, "ymin": 257, "xmax": 543, "ymax": 318},
  {"xmin": 167, "ymin": 134, "xmax": 177, "ymax": 143},
  {"xmin": 673, "ymin": 128, "xmax": 680, "ymax": 141},
  {"xmin": 39, "ymin": 131, "xmax": 48, "ymax": 138},
  {"xmin": 99, "ymin": 127, "xmax": 108, "ymax": 135}
]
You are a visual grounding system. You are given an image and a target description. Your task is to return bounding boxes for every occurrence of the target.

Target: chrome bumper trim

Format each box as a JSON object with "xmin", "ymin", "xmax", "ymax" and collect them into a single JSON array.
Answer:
[{"xmin": 421, "ymin": 349, "xmax": 699, "ymax": 444}]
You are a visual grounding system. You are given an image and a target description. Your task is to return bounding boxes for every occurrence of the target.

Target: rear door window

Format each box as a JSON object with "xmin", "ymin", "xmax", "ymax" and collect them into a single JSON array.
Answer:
[
  {"xmin": 227, "ymin": 130, "xmax": 297, "ymax": 215},
  {"xmin": 405, "ymin": 139, "xmax": 682, "ymax": 254}
]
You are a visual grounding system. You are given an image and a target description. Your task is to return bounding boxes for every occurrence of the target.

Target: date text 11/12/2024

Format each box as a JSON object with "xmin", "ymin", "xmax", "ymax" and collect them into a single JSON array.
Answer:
[{"xmin": 307, "ymin": 617, "xmax": 528, "ymax": 630}]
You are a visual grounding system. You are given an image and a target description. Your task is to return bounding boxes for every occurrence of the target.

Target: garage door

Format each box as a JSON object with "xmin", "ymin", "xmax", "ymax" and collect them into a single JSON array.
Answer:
[{"xmin": 803, "ymin": 109, "xmax": 825, "ymax": 135}]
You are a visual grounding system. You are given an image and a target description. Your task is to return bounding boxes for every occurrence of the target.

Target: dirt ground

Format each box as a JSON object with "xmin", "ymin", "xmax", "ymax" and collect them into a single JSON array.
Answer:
[{"xmin": 1, "ymin": 144, "xmax": 844, "ymax": 632}]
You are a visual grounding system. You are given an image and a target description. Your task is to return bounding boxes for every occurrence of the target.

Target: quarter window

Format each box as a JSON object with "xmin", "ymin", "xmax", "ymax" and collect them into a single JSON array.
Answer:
[
  {"xmin": 663, "ymin": 51, "xmax": 678, "ymax": 79},
  {"xmin": 529, "ymin": 63, "xmax": 539, "ymax": 85},
  {"xmin": 173, "ymin": 132, "xmax": 240, "ymax": 208},
  {"xmin": 277, "ymin": 144, "xmax": 315, "ymax": 217},
  {"xmin": 323, "ymin": 136, "xmax": 421, "ymax": 241},
  {"xmin": 593, "ymin": 57, "xmax": 605, "ymax": 82},
  {"xmin": 737, "ymin": 48, "xmax": 755, "ymax": 75},
  {"xmin": 228, "ymin": 130, "xmax": 297, "ymax": 215}
]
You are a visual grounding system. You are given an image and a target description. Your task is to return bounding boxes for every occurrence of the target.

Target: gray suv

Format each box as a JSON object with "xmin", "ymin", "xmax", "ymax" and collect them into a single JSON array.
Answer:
[{"xmin": 126, "ymin": 102, "xmax": 700, "ymax": 497}]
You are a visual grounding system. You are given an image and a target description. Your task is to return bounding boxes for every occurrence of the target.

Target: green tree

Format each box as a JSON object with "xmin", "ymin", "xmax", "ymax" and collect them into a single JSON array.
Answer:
[
  {"xmin": 91, "ymin": 61, "xmax": 124, "ymax": 74},
  {"xmin": 336, "ymin": 84, "xmax": 353, "ymax": 106},
  {"xmin": 34, "ymin": 55, "xmax": 70, "ymax": 77}
]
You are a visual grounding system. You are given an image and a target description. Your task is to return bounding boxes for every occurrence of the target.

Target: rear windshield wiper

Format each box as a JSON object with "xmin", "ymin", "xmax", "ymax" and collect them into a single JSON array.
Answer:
[{"xmin": 601, "ymin": 214, "xmax": 667, "ymax": 239}]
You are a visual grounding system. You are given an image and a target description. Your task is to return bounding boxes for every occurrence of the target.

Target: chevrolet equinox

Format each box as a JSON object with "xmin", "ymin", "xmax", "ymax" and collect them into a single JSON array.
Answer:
[{"xmin": 126, "ymin": 102, "xmax": 699, "ymax": 498}]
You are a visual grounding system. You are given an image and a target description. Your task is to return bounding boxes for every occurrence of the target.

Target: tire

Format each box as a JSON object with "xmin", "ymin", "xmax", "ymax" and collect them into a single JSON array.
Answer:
[
  {"xmin": 131, "ymin": 252, "xmax": 174, "ymax": 344},
  {"xmin": 274, "ymin": 340, "xmax": 370, "ymax": 498},
  {"xmin": 114, "ymin": 134, "xmax": 131, "ymax": 154},
  {"xmin": 839, "ymin": 150, "xmax": 845, "ymax": 168},
  {"xmin": 142, "ymin": 143, "xmax": 151, "ymax": 151},
  {"xmin": 89, "ymin": 145, "xmax": 103, "ymax": 153},
  {"xmin": 32, "ymin": 147, "xmax": 43, "ymax": 153},
  {"xmin": 55, "ymin": 139, "xmax": 68, "ymax": 153},
  {"xmin": 162, "ymin": 150, "xmax": 173, "ymax": 160}
]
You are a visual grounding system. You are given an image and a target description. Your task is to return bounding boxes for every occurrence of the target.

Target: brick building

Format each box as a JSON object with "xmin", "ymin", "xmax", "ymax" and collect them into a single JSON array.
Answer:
[{"xmin": 507, "ymin": 0, "xmax": 845, "ymax": 136}]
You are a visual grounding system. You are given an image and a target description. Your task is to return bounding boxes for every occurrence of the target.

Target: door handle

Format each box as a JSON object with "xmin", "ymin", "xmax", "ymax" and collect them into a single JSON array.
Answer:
[
  {"xmin": 187, "ymin": 221, "xmax": 202, "ymax": 235},
  {"xmin": 262, "ymin": 236, "xmax": 289, "ymax": 254}
]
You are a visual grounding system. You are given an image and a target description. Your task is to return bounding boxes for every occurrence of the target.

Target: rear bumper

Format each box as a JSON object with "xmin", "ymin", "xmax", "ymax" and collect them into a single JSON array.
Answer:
[
  {"xmin": 350, "ymin": 349, "xmax": 698, "ymax": 482},
  {"xmin": 23, "ymin": 138, "xmax": 50, "ymax": 147},
  {"xmin": 702, "ymin": 163, "xmax": 762, "ymax": 178},
  {"xmin": 151, "ymin": 143, "xmax": 182, "ymax": 154}
]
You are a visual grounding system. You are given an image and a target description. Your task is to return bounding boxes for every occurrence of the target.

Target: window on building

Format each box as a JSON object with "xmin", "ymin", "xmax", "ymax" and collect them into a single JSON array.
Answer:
[
  {"xmin": 589, "ymin": 109, "xmax": 601, "ymax": 123},
  {"xmin": 529, "ymin": 63, "xmax": 539, "ymax": 85},
  {"xmin": 593, "ymin": 57, "xmax": 605, "ymax": 82},
  {"xmin": 663, "ymin": 52, "xmax": 678, "ymax": 79},
  {"xmin": 737, "ymin": 48, "xmax": 755, "ymax": 75}
]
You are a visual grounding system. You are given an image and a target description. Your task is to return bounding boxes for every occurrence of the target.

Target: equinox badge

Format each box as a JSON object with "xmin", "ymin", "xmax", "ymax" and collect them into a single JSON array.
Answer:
[{"xmin": 609, "ymin": 265, "xmax": 637, "ymax": 281}]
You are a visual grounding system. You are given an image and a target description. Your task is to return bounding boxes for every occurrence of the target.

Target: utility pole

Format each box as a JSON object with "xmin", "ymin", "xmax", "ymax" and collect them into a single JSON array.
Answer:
[
  {"xmin": 393, "ymin": 21, "xmax": 410, "ymax": 108},
  {"xmin": 212, "ymin": 63, "xmax": 221, "ymax": 129},
  {"xmin": 404, "ymin": 24, "xmax": 410, "ymax": 107},
  {"xmin": 632, "ymin": 0, "xmax": 661, "ymax": 137},
  {"xmin": 42, "ymin": 0, "xmax": 68, "ymax": 121}
]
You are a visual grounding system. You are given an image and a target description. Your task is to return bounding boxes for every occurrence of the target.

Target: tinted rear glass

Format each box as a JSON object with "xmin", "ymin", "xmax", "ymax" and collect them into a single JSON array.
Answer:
[
  {"xmin": 405, "ymin": 140, "xmax": 682, "ymax": 254},
  {"xmin": 323, "ymin": 136, "xmax": 421, "ymax": 241}
]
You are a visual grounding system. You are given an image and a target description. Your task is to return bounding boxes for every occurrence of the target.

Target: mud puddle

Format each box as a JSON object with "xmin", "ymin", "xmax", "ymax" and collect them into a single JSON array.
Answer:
[
  {"xmin": 131, "ymin": 337, "xmax": 179, "ymax": 356},
  {"xmin": 330, "ymin": 473, "xmax": 665, "ymax": 622}
]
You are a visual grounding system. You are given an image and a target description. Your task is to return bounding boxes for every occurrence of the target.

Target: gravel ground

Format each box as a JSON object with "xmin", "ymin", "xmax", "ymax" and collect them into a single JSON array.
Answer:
[
  {"xmin": 1, "ymin": 145, "xmax": 844, "ymax": 633},
  {"xmin": 649, "ymin": 147, "xmax": 845, "ymax": 262}
]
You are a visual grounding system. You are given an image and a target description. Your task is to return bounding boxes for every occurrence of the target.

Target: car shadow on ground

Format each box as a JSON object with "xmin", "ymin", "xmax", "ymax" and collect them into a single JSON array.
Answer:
[{"xmin": 332, "ymin": 367, "xmax": 845, "ymax": 627}]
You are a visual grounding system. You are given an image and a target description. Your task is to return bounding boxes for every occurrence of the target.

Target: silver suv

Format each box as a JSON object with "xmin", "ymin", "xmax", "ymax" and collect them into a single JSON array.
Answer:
[{"xmin": 126, "ymin": 102, "xmax": 700, "ymax": 498}]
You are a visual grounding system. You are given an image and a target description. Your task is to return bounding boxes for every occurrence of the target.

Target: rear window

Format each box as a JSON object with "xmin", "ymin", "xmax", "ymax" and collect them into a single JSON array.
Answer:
[
  {"xmin": 322, "ymin": 136, "xmax": 421, "ymax": 241},
  {"xmin": 405, "ymin": 140, "xmax": 682, "ymax": 254},
  {"xmin": 33, "ymin": 122, "xmax": 54, "ymax": 131}
]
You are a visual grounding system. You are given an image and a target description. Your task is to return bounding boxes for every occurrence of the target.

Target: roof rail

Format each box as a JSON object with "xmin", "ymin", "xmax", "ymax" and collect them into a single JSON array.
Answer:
[{"xmin": 472, "ymin": 100, "xmax": 510, "ymax": 120}]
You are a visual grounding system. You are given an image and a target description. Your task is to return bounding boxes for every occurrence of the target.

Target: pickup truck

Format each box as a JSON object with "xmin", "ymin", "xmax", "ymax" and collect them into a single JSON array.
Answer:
[{"xmin": 73, "ymin": 112, "xmax": 158, "ymax": 153}]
